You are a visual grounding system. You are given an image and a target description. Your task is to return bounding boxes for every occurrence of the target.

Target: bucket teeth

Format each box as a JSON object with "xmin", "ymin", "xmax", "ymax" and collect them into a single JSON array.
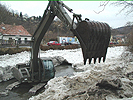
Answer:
[
  {"xmin": 89, "ymin": 59, "xmax": 92, "ymax": 64},
  {"xmin": 94, "ymin": 58, "xmax": 97, "ymax": 64},
  {"xmin": 103, "ymin": 56, "xmax": 106, "ymax": 62},
  {"xmin": 98, "ymin": 57, "xmax": 101, "ymax": 63},
  {"xmin": 84, "ymin": 58, "xmax": 87, "ymax": 65}
]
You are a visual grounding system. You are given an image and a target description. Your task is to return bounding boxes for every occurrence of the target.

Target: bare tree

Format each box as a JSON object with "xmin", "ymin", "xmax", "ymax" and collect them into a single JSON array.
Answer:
[
  {"xmin": 94, "ymin": 1, "xmax": 110, "ymax": 14},
  {"xmin": 111, "ymin": 1, "xmax": 133, "ymax": 51},
  {"xmin": 125, "ymin": 21, "xmax": 133, "ymax": 26},
  {"xmin": 94, "ymin": 1, "xmax": 133, "ymax": 16},
  {"xmin": 111, "ymin": 1, "xmax": 133, "ymax": 16}
]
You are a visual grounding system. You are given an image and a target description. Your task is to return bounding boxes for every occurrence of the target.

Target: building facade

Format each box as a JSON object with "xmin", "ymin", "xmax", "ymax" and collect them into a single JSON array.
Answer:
[{"xmin": 0, "ymin": 23, "xmax": 32, "ymax": 46}]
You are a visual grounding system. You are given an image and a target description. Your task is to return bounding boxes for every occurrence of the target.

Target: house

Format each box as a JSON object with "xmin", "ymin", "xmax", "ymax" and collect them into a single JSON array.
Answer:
[{"xmin": 0, "ymin": 23, "xmax": 32, "ymax": 46}]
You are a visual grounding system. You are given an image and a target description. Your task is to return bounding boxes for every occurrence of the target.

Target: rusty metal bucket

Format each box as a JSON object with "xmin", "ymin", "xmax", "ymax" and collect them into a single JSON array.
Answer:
[{"xmin": 72, "ymin": 20, "xmax": 111, "ymax": 64}]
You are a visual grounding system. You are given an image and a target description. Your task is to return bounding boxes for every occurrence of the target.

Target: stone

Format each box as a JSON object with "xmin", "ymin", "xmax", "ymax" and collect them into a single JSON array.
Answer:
[
  {"xmin": 0, "ymin": 90, "xmax": 9, "ymax": 97},
  {"xmin": 96, "ymin": 79, "xmax": 123, "ymax": 90}
]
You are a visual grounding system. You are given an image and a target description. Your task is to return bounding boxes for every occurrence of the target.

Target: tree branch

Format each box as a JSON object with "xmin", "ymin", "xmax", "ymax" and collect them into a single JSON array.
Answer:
[
  {"xmin": 94, "ymin": 0, "xmax": 110, "ymax": 14},
  {"xmin": 111, "ymin": 1, "xmax": 133, "ymax": 16},
  {"xmin": 94, "ymin": 1, "xmax": 133, "ymax": 15}
]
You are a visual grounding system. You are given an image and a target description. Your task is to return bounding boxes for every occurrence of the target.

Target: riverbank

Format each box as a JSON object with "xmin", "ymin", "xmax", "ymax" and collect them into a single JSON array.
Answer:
[
  {"xmin": 0, "ymin": 47, "xmax": 31, "ymax": 55},
  {"xmin": 0, "ymin": 44, "xmax": 128, "ymax": 55}
]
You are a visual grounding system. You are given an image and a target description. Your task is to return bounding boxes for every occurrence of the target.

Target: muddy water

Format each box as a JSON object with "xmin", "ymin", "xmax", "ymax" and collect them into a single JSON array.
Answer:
[
  {"xmin": 0, "ymin": 79, "xmax": 34, "ymax": 100},
  {"xmin": 0, "ymin": 64, "xmax": 81, "ymax": 100},
  {"xmin": 55, "ymin": 64, "xmax": 83, "ymax": 77}
]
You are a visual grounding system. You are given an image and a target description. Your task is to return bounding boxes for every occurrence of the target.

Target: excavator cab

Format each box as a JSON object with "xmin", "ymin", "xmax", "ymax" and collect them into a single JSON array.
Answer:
[
  {"xmin": 38, "ymin": 57, "xmax": 55, "ymax": 82},
  {"xmin": 12, "ymin": 57, "xmax": 55, "ymax": 83}
]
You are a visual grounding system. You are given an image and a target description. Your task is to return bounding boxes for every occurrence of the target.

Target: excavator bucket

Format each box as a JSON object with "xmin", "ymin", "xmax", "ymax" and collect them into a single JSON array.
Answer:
[{"xmin": 72, "ymin": 20, "xmax": 111, "ymax": 64}]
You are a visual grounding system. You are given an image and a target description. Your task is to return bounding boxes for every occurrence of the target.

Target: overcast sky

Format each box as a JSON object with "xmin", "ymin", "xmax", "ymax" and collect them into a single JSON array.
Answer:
[{"xmin": 1, "ymin": 1, "xmax": 133, "ymax": 28}]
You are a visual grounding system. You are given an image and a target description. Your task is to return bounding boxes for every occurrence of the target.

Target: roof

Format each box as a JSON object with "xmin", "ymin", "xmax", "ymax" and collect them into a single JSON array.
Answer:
[
  {"xmin": 0, "ymin": 23, "xmax": 32, "ymax": 36},
  {"xmin": 40, "ymin": 57, "xmax": 52, "ymax": 61}
]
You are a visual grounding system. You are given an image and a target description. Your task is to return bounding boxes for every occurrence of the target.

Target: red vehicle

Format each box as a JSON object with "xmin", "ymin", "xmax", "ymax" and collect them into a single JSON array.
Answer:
[{"xmin": 47, "ymin": 41, "xmax": 61, "ymax": 46}]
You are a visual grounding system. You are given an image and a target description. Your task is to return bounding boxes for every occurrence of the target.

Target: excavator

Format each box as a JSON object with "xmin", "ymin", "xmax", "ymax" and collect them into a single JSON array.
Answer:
[{"xmin": 6, "ymin": 1, "xmax": 111, "ymax": 94}]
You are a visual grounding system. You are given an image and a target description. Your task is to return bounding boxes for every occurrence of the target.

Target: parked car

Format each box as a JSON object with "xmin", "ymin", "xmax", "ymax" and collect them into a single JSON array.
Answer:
[
  {"xmin": 110, "ymin": 42, "xmax": 114, "ymax": 45},
  {"xmin": 47, "ymin": 41, "xmax": 61, "ymax": 46},
  {"xmin": 71, "ymin": 41, "xmax": 80, "ymax": 44},
  {"xmin": 64, "ymin": 42, "xmax": 72, "ymax": 45},
  {"xmin": 110, "ymin": 41, "xmax": 118, "ymax": 45}
]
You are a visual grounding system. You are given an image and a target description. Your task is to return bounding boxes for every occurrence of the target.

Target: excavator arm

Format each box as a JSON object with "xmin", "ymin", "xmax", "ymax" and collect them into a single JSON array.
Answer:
[
  {"xmin": 30, "ymin": 2, "xmax": 55, "ymax": 81},
  {"xmin": 30, "ymin": 1, "xmax": 111, "ymax": 81}
]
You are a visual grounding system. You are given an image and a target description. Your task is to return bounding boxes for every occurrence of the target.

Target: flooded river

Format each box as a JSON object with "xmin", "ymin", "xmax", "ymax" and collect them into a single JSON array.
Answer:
[{"xmin": 0, "ymin": 64, "xmax": 81, "ymax": 100}]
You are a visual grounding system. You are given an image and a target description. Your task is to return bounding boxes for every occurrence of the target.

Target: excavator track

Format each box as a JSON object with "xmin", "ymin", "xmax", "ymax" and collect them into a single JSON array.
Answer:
[
  {"xmin": 6, "ymin": 81, "xmax": 47, "ymax": 95},
  {"xmin": 29, "ymin": 83, "xmax": 46, "ymax": 95},
  {"xmin": 6, "ymin": 81, "xmax": 20, "ymax": 90}
]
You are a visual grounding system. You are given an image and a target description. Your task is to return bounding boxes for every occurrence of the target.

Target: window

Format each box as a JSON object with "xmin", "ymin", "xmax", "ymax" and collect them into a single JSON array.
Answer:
[
  {"xmin": 49, "ymin": 41, "xmax": 54, "ymax": 43},
  {"xmin": 8, "ymin": 38, "xmax": 13, "ymax": 44},
  {"xmin": 9, "ymin": 38, "xmax": 12, "ymax": 40},
  {"xmin": 25, "ymin": 38, "xmax": 27, "ymax": 43},
  {"xmin": 18, "ymin": 38, "xmax": 21, "ymax": 44},
  {"xmin": 2, "ymin": 27, "xmax": 6, "ymax": 30},
  {"xmin": 43, "ymin": 60, "xmax": 54, "ymax": 70}
]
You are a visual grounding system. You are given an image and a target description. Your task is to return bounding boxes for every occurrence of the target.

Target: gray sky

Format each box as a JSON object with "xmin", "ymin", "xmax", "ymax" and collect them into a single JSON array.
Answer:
[{"xmin": 1, "ymin": 1, "xmax": 133, "ymax": 28}]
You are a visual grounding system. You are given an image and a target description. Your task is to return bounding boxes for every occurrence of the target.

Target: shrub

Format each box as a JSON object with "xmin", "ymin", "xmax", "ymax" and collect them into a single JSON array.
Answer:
[
  {"xmin": 127, "ymin": 29, "xmax": 133, "ymax": 52},
  {"xmin": 0, "ymin": 48, "xmax": 31, "ymax": 55},
  {"xmin": 40, "ymin": 44, "xmax": 80, "ymax": 51}
]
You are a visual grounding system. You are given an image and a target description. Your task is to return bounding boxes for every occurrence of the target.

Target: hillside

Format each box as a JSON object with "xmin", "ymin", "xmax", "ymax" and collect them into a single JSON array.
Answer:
[
  {"xmin": 111, "ymin": 26, "xmax": 133, "ymax": 36},
  {"xmin": 0, "ymin": 3, "xmax": 73, "ymax": 42}
]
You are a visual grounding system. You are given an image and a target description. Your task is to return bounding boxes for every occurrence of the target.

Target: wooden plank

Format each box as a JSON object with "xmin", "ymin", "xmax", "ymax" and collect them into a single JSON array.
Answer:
[{"xmin": 29, "ymin": 83, "xmax": 46, "ymax": 95}]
